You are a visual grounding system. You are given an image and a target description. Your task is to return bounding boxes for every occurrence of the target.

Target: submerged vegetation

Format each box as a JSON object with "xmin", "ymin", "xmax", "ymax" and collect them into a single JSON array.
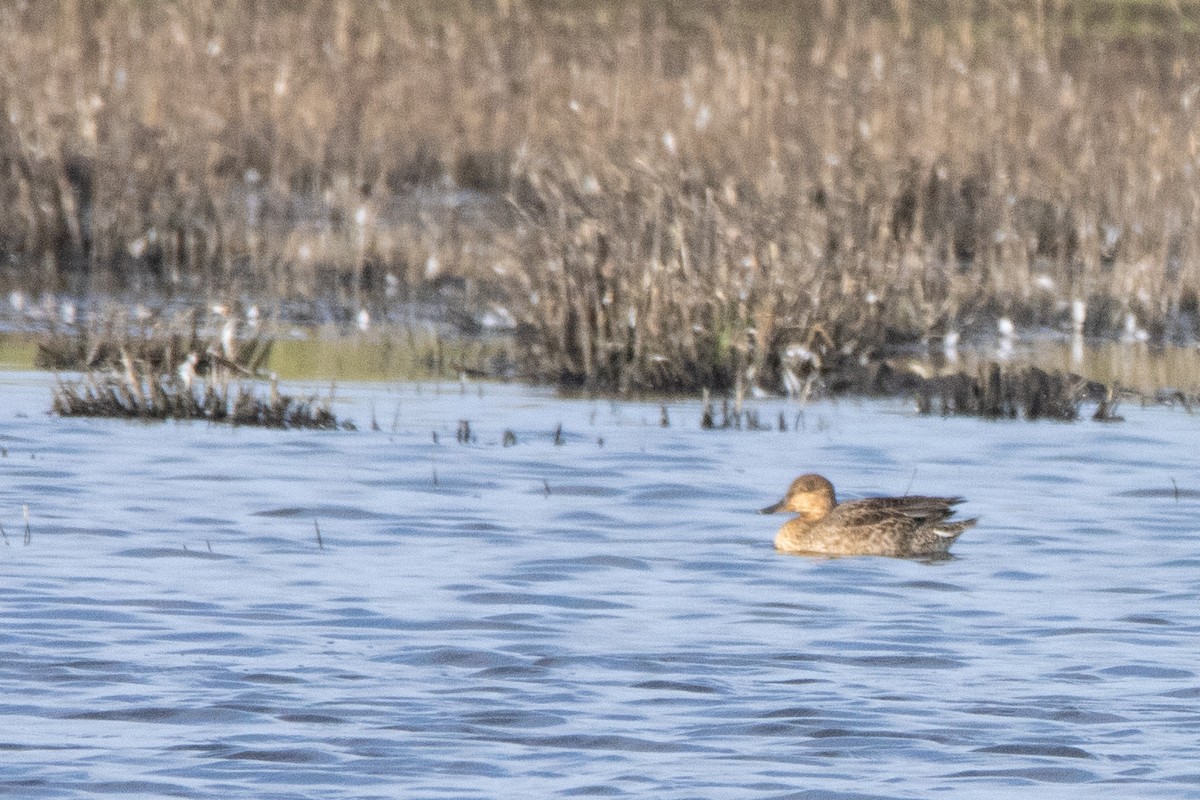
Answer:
[{"xmin": 6, "ymin": 1, "xmax": 1200, "ymax": 394}]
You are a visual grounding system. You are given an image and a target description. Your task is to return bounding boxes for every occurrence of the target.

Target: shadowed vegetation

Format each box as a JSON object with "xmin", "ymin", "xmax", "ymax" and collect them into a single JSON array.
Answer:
[
  {"xmin": 6, "ymin": 1, "xmax": 1200, "ymax": 393},
  {"xmin": 44, "ymin": 310, "xmax": 350, "ymax": 427},
  {"xmin": 914, "ymin": 363, "xmax": 1108, "ymax": 421},
  {"xmin": 52, "ymin": 369, "xmax": 347, "ymax": 429},
  {"xmin": 34, "ymin": 307, "xmax": 272, "ymax": 374}
]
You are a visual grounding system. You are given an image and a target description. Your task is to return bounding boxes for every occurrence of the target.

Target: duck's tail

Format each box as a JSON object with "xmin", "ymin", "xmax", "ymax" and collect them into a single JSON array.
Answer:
[{"xmin": 934, "ymin": 517, "xmax": 978, "ymax": 540}]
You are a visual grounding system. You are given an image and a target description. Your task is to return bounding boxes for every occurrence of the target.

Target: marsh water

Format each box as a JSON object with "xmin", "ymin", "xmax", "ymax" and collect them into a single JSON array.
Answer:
[{"xmin": 2, "ymin": 370, "xmax": 1200, "ymax": 798}]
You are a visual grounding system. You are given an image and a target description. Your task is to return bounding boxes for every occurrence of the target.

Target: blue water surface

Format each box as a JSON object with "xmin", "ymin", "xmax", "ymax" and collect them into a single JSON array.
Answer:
[{"xmin": 1, "ymin": 371, "xmax": 1199, "ymax": 799}]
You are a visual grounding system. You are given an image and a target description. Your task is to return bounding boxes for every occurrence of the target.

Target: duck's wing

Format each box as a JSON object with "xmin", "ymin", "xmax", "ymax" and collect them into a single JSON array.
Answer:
[
  {"xmin": 862, "ymin": 495, "xmax": 964, "ymax": 510},
  {"xmin": 826, "ymin": 501, "xmax": 919, "ymax": 529},
  {"xmin": 839, "ymin": 497, "xmax": 960, "ymax": 525}
]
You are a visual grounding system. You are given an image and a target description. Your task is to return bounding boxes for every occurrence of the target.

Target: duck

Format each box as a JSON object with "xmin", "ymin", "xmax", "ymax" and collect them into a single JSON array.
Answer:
[{"xmin": 760, "ymin": 474, "xmax": 976, "ymax": 558}]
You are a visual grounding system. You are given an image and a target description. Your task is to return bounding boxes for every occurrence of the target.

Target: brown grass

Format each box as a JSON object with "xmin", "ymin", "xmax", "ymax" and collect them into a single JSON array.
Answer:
[
  {"xmin": 52, "ymin": 368, "xmax": 346, "ymax": 428},
  {"xmin": 5, "ymin": 1, "xmax": 1200, "ymax": 392},
  {"xmin": 34, "ymin": 307, "xmax": 272, "ymax": 373},
  {"xmin": 913, "ymin": 363, "xmax": 1102, "ymax": 421},
  {"xmin": 43, "ymin": 310, "xmax": 346, "ymax": 427}
]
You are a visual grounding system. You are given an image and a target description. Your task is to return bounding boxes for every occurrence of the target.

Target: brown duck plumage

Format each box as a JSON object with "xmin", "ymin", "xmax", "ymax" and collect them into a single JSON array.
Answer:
[{"xmin": 761, "ymin": 474, "xmax": 977, "ymax": 558}]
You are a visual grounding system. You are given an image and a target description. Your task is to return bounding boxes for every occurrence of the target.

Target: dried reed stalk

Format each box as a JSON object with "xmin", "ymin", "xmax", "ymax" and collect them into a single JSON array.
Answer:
[{"xmin": 3, "ymin": 2, "xmax": 1199, "ymax": 392}]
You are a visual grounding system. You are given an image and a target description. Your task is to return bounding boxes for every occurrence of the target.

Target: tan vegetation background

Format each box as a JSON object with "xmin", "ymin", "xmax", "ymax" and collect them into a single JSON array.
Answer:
[{"xmin": 4, "ymin": 0, "xmax": 1200, "ymax": 390}]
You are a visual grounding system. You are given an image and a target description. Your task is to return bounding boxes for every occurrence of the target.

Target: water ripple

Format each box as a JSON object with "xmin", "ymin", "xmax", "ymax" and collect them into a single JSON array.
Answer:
[{"xmin": 2, "ymin": 382, "xmax": 1199, "ymax": 796}]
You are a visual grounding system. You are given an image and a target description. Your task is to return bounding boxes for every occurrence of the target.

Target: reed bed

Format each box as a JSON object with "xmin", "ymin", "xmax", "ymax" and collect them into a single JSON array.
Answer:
[
  {"xmin": 45, "ymin": 309, "xmax": 348, "ymax": 428},
  {"xmin": 914, "ymin": 362, "xmax": 1107, "ymax": 421},
  {"xmin": 34, "ymin": 306, "xmax": 272, "ymax": 374},
  {"xmin": 52, "ymin": 367, "xmax": 347, "ymax": 429},
  {"xmin": 6, "ymin": 1, "xmax": 1200, "ymax": 393},
  {"xmin": 31, "ymin": 301, "xmax": 514, "ymax": 383}
]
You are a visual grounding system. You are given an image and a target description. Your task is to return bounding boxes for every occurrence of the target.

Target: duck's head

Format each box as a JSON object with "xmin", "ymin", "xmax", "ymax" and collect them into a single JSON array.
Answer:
[{"xmin": 760, "ymin": 473, "xmax": 837, "ymax": 520}]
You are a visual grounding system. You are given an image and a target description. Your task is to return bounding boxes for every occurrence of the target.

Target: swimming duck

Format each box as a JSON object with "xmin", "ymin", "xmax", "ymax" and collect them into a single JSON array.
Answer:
[{"xmin": 760, "ymin": 474, "xmax": 976, "ymax": 558}]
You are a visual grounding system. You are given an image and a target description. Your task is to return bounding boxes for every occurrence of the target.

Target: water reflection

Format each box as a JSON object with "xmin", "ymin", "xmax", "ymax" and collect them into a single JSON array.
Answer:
[{"xmin": 5, "ymin": 330, "xmax": 1200, "ymax": 399}]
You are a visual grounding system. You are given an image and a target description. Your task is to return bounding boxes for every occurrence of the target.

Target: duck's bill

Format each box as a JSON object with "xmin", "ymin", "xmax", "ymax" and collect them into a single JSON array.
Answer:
[{"xmin": 760, "ymin": 500, "xmax": 786, "ymax": 514}]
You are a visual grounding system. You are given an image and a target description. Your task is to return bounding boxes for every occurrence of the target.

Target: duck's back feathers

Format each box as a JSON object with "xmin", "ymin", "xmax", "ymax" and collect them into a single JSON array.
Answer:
[
  {"xmin": 835, "ymin": 496, "xmax": 963, "ymax": 527},
  {"xmin": 842, "ymin": 495, "xmax": 963, "ymax": 516}
]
